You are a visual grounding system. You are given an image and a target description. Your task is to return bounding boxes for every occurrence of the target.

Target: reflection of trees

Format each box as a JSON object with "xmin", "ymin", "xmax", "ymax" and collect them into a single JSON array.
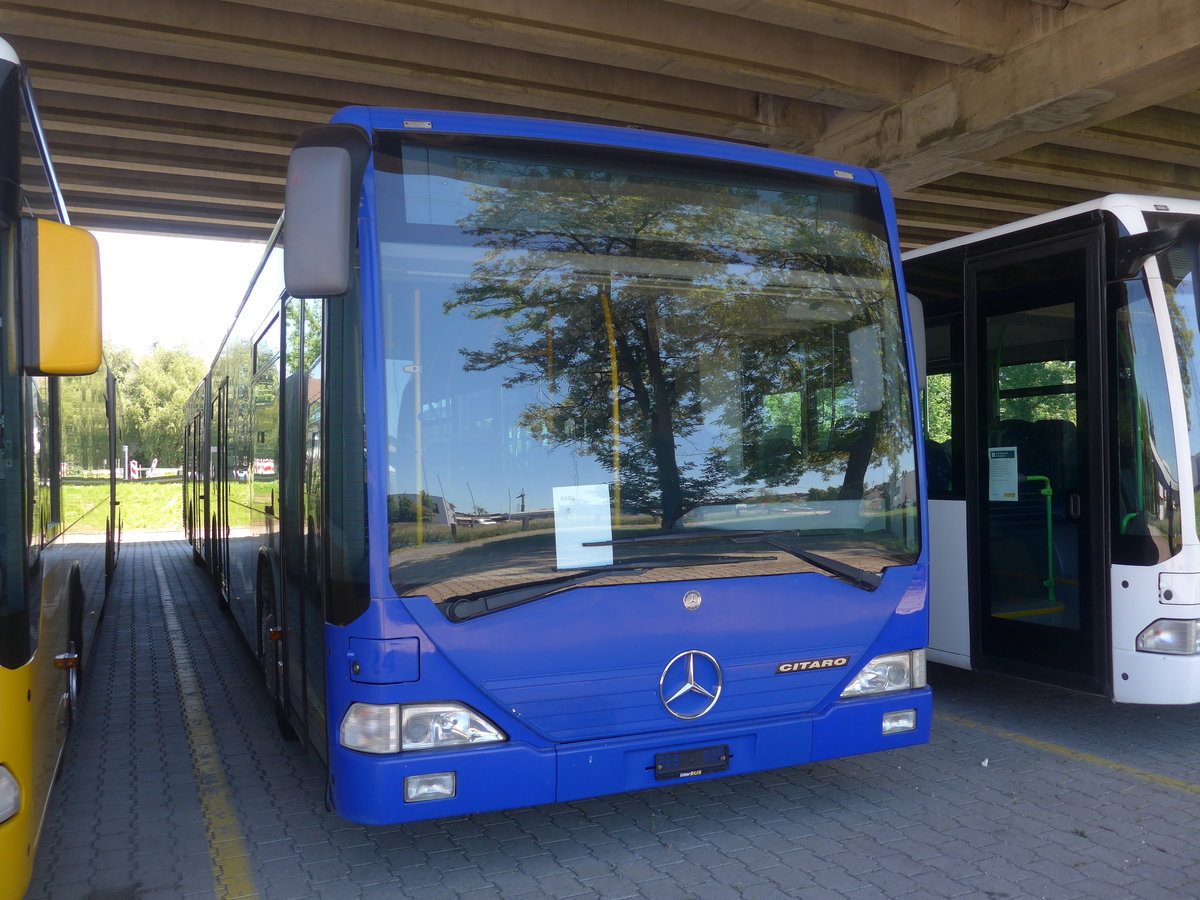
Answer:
[
  {"xmin": 285, "ymin": 297, "xmax": 323, "ymax": 374},
  {"xmin": 59, "ymin": 367, "xmax": 110, "ymax": 476},
  {"xmin": 1166, "ymin": 278, "xmax": 1197, "ymax": 424},
  {"xmin": 446, "ymin": 169, "xmax": 907, "ymax": 527}
]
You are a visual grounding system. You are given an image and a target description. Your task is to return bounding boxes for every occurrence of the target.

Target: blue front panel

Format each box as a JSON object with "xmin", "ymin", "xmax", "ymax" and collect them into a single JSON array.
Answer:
[
  {"xmin": 557, "ymin": 689, "xmax": 931, "ymax": 802},
  {"xmin": 400, "ymin": 568, "xmax": 926, "ymax": 743},
  {"xmin": 326, "ymin": 662, "xmax": 930, "ymax": 825},
  {"xmin": 324, "ymin": 565, "xmax": 928, "ymax": 825},
  {"xmin": 331, "ymin": 742, "xmax": 556, "ymax": 826}
]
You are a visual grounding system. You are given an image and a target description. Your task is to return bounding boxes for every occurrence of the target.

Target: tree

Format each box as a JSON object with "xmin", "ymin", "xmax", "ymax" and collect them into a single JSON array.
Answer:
[
  {"xmin": 121, "ymin": 345, "xmax": 206, "ymax": 467},
  {"xmin": 104, "ymin": 342, "xmax": 137, "ymax": 385}
]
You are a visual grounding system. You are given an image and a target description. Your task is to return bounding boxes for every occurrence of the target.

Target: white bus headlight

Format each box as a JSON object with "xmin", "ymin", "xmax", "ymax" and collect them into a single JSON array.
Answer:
[
  {"xmin": 339, "ymin": 702, "xmax": 507, "ymax": 754},
  {"xmin": 340, "ymin": 703, "xmax": 400, "ymax": 754},
  {"xmin": 841, "ymin": 650, "xmax": 926, "ymax": 698},
  {"xmin": 1137, "ymin": 619, "xmax": 1200, "ymax": 655},
  {"xmin": 0, "ymin": 765, "xmax": 19, "ymax": 823},
  {"xmin": 402, "ymin": 703, "xmax": 505, "ymax": 751}
]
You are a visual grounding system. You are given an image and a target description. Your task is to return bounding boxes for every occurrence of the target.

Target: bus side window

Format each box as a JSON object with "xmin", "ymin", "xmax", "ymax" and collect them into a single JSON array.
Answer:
[
  {"xmin": 924, "ymin": 371, "xmax": 954, "ymax": 495},
  {"xmin": 923, "ymin": 320, "xmax": 962, "ymax": 499}
]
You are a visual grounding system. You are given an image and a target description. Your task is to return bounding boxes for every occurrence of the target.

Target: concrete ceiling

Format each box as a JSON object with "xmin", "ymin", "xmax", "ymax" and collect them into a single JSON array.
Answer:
[{"xmin": 4, "ymin": 0, "xmax": 1199, "ymax": 249}]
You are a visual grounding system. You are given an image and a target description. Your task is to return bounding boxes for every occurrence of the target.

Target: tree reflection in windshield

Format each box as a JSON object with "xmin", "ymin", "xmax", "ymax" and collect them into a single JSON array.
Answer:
[{"xmin": 376, "ymin": 138, "xmax": 918, "ymax": 600}]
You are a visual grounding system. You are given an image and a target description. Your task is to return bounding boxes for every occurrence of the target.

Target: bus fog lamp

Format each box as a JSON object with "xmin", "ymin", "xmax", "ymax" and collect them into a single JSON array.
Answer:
[
  {"xmin": 401, "ymin": 703, "xmax": 505, "ymax": 751},
  {"xmin": 404, "ymin": 772, "xmax": 456, "ymax": 802},
  {"xmin": 1137, "ymin": 619, "xmax": 1200, "ymax": 655},
  {"xmin": 340, "ymin": 703, "xmax": 400, "ymax": 754},
  {"xmin": 882, "ymin": 709, "xmax": 917, "ymax": 735},
  {"xmin": 841, "ymin": 650, "xmax": 926, "ymax": 697},
  {"xmin": 0, "ymin": 765, "xmax": 19, "ymax": 823}
]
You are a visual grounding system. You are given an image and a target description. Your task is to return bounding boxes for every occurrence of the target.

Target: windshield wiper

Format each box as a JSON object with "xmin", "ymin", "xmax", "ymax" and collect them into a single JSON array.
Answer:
[
  {"xmin": 444, "ymin": 554, "xmax": 774, "ymax": 622},
  {"xmin": 586, "ymin": 529, "xmax": 882, "ymax": 591},
  {"xmin": 749, "ymin": 539, "xmax": 882, "ymax": 591}
]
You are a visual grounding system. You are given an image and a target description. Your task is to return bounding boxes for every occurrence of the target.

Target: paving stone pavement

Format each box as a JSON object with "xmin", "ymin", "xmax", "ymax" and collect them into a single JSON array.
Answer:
[{"xmin": 23, "ymin": 537, "xmax": 1200, "ymax": 899}]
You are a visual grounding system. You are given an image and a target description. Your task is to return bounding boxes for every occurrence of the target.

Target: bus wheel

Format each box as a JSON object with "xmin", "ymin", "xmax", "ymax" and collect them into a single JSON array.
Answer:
[
  {"xmin": 257, "ymin": 561, "xmax": 296, "ymax": 741},
  {"xmin": 105, "ymin": 517, "xmax": 115, "ymax": 580},
  {"xmin": 67, "ymin": 565, "xmax": 85, "ymax": 724},
  {"xmin": 212, "ymin": 516, "xmax": 229, "ymax": 611}
]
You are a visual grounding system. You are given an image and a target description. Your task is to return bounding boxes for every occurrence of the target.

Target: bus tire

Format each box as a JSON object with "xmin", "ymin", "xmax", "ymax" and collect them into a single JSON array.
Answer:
[
  {"xmin": 67, "ymin": 564, "xmax": 85, "ymax": 724},
  {"xmin": 212, "ymin": 516, "xmax": 229, "ymax": 611},
  {"xmin": 257, "ymin": 557, "xmax": 297, "ymax": 741},
  {"xmin": 105, "ymin": 517, "xmax": 115, "ymax": 581}
]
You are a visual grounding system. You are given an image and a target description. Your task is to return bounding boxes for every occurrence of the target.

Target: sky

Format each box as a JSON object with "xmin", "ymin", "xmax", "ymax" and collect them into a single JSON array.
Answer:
[{"xmin": 95, "ymin": 231, "xmax": 267, "ymax": 364}]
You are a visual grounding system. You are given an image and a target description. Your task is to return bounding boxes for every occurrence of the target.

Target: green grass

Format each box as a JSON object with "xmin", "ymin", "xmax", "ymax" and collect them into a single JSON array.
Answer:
[{"xmin": 116, "ymin": 480, "xmax": 186, "ymax": 532}]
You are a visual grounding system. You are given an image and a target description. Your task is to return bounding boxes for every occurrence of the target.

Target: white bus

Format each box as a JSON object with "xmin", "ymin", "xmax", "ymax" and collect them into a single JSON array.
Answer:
[{"xmin": 905, "ymin": 195, "xmax": 1200, "ymax": 703}]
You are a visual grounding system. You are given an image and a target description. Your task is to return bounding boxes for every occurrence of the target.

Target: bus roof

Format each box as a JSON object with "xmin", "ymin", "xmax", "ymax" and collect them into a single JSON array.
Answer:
[
  {"xmin": 904, "ymin": 194, "xmax": 1200, "ymax": 262},
  {"xmin": 329, "ymin": 106, "xmax": 889, "ymax": 191}
]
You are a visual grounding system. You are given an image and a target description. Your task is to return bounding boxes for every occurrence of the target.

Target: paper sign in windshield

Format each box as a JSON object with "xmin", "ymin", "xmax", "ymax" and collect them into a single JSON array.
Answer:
[
  {"xmin": 553, "ymin": 483, "xmax": 613, "ymax": 569},
  {"xmin": 988, "ymin": 447, "xmax": 1018, "ymax": 501}
]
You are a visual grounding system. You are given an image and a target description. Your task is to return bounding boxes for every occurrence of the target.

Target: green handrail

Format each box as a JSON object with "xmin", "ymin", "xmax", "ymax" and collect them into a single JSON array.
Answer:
[{"xmin": 1026, "ymin": 474, "xmax": 1056, "ymax": 605}]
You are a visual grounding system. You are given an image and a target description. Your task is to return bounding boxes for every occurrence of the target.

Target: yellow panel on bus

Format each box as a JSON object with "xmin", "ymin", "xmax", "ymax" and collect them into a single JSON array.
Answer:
[
  {"xmin": 23, "ymin": 218, "xmax": 102, "ymax": 376},
  {"xmin": 0, "ymin": 662, "xmax": 36, "ymax": 900}
]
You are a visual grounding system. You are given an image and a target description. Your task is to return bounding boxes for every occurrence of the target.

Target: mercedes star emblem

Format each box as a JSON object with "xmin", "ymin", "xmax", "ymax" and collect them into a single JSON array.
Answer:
[{"xmin": 659, "ymin": 650, "xmax": 723, "ymax": 719}]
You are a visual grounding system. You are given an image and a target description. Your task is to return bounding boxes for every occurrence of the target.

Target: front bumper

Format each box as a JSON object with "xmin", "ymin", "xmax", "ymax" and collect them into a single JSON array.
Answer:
[{"xmin": 329, "ymin": 687, "xmax": 932, "ymax": 824}]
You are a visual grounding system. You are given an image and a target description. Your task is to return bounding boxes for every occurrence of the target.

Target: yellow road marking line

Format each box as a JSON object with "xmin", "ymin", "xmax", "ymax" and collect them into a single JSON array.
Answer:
[
  {"xmin": 155, "ymin": 560, "xmax": 260, "ymax": 899},
  {"xmin": 937, "ymin": 712, "xmax": 1200, "ymax": 797}
]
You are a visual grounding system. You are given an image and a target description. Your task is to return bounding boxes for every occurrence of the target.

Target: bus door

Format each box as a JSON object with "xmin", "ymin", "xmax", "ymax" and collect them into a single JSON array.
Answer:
[
  {"xmin": 188, "ymin": 410, "xmax": 203, "ymax": 557},
  {"xmin": 212, "ymin": 379, "xmax": 230, "ymax": 600},
  {"xmin": 184, "ymin": 416, "xmax": 194, "ymax": 543},
  {"xmin": 965, "ymin": 234, "xmax": 1109, "ymax": 694},
  {"xmin": 300, "ymin": 298, "xmax": 326, "ymax": 760},
  {"xmin": 279, "ymin": 300, "xmax": 304, "ymax": 740},
  {"xmin": 278, "ymin": 296, "xmax": 327, "ymax": 758}
]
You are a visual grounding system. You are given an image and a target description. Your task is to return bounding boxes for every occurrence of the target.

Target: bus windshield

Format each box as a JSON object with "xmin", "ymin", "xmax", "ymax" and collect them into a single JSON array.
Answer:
[
  {"xmin": 374, "ymin": 134, "xmax": 918, "ymax": 606},
  {"xmin": 1154, "ymin": 224, "xmax": 1200, "ymax": 524}
]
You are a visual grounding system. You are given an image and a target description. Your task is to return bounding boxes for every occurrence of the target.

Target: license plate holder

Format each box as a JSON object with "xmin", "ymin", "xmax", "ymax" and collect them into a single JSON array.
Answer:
[{"xmin": 653, "ymin": 744, "xmax": 730, "ymax": 780}]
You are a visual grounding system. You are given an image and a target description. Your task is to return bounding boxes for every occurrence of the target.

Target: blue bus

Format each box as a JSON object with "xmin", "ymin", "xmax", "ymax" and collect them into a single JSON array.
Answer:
[{"xmin": 183, "ymin": 108, "xmax": 929, "ymax": 824}]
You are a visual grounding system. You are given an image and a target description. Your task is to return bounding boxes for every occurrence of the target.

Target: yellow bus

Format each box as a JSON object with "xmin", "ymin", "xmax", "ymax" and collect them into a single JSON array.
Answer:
[{"xmin": 0, "ymin": 37, "xmax": 119, "ymax": 900}]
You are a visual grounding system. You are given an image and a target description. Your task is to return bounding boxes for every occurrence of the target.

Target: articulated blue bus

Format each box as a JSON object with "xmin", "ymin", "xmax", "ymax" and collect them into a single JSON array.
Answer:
[{"xmin": 184, "ymin": 108, "xmax": 930, "ymax": 824}]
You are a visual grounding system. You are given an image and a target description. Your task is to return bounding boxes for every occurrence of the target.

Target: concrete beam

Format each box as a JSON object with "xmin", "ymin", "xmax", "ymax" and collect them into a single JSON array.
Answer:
[
  {"xmin": 231, "ymin": 0, "xmax": 937, "ymax": 111},
  {"xmin": 974, "ymin": 144, "xmax": 1200, "ymax": 198},
  {"xmin": 898, "ymin": 173, "xmax": 1096, "ymax": 215},
  {"xmin": 811, "ymin": 0, "xmax": 1200, "ymax": 191},
  {"xmin": 4, "ymin": 0, "xmax": 826, "ymax": 146},
  {"xmin": 38, "ymin": 99, "xmax": 297, "ymax": 157},
  {"xmin": 16, "ymin": 36, "xmax": 591, "ymax": 125},
  {"xmin": 55, "ymin": 166, "xmax": 282, "ymax": 211},
  {"xmin": 669, "ymin": 0, "xmax": 1098, "ymax": 66},
  {"xmin": 1053, "ymin": 106, "xmax": 1200, "ymax": 168},
  {"xmin": 893, "ymin": 199, "xmax": 1019, "ymax": 235}
]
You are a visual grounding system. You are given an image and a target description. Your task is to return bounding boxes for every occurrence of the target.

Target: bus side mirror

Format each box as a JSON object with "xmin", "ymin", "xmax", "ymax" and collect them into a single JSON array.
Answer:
[
  {"xmin": 1116, "ymin": 219, "xmax": 1200, "ymax": 280},
  {"xmin": 283, "ymin": 123, "xmax": 371, "ymax": 299},
  {"xmin": 21, "ymin": 217, "xmax": 101, "ymax": 375}
]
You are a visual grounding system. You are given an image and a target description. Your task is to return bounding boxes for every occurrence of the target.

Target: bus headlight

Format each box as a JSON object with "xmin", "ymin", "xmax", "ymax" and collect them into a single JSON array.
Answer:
[
  {"xmin": 339, "ymin": 702, "xmax": 506, "ymax": 754},
  {"xmin": 401, "ymin": 703, "xmax": 505, "ymax": 751},
  {"xmin": 840, "ymin": 650, "xmax": 926, "ymax": 698},
  {"xmin": 1137, "ymin": 619, "xmax": 1200, "ymax": 655},
  {"xmin": 340, "ymin": 703, "xmax": 400, "ymax": 754},
  {"xmin": 0, "ymin": 765, "xmax": 19, "ymax": 823}
]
